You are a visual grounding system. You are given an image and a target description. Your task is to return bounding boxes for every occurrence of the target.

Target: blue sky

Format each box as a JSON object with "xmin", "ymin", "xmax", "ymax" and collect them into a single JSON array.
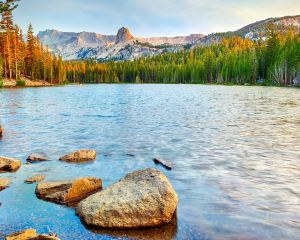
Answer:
[{"xmin": 13, "ymin": 0, "xmax": 300, "ymax": 36}]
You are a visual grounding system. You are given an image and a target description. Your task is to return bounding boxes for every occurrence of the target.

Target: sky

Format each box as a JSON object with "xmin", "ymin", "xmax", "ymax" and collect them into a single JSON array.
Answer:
[{"xmin": 13, "ymin": 0, "xmax": 300, "ymax": 37}]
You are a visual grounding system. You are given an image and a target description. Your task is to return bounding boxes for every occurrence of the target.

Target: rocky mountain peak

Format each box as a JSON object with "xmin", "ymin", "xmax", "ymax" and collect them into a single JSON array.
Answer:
[{"xmin": 115, "ymin": 27, "xmax": 135, "ymax": 44}]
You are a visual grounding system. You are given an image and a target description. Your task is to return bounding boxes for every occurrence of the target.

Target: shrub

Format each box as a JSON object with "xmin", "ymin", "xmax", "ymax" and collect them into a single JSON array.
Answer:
[{"xmin": 16, "ymin": 79, "xmax": 26, "ymax": 87}]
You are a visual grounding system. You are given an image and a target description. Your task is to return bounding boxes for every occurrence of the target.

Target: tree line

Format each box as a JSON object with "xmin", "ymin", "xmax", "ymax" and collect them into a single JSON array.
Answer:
[
  {"xmin": 64, "ymin": 29, "xmax": 300, "ymax": 86},
  {"xmin": 0, "ymin": 0, "xmax": 299, "ymax": 87},
  {"xmin": 0, "ymin": 0, "xmax": 65, "ymax": 87}
]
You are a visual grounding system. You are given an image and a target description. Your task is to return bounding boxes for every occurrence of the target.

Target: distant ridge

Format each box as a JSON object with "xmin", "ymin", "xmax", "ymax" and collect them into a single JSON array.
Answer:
[{"xmin": 38, "ymin": 15, "xmax": 300, "ymax": 61}]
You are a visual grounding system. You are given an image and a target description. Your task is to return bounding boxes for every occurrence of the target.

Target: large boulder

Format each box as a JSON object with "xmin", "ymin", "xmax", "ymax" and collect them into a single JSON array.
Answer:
[
  {"xmin": 36, "ymin": 177, "xmax": 102, "ymax": 205},
  {"xmin": 0, "ymin": 125, "xmax": 3, "ymax": 137},
  {"xmin": 25, "ymin": 175, "xmax": 45, "ymax": 184},
  {"xmin": 76, "ymin": 168, "xmax": 178, "ymax": 228},
  {"xmin": 0, "ymin": 157, "xmax": 21, "ymax": 173},
  {"xmin": 5, "ymin": 229, "xmax": 60, "ymax": 240},
  {"xmin": 0, "ymin": 178, "xmax": 11, "ymax": 191},
  {"xmin": 59, "ymin": 150, "xmax": 96, "ymax": 163},
  {"xmin": 27, "ymin": 153, "xmax": 49, "ymax": 163}
]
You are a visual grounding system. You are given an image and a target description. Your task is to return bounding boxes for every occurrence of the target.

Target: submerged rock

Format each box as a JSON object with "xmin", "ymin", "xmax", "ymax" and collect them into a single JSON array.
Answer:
[
  {"xmin": 153, "ymin": 158, "xmax": 173, "ymax": 170},
  {"xmin": 27, "ymin": 153, "xmax": 49, "ymax": 163},
  {"xmin": 76, "ymin": 168, "xmax": 178, "ymax": 228},
  {"xmin": 5, "ymin": 229, "xmax": 60, "ymax": 240},
  {"xmin": 25, "ymin": 175, "xmax": 45, "ymax": 184},
  {"xmin": 59, "ymin": 150, "xmax": 96, "ymax": 163},
  {"xmin": 0, "ymin": 125, "xmax": 3, "ymax": 137},
  {"xmin": 0, "ymin": 178, "xmax": 11, "ymax": 191},
  {"xmin": 36, "ymin": 177, "xmax": 102, "ymax": 205},
  {"xmin": 0, "ymin": 157, "xmax": 21, "ymax": 173}
]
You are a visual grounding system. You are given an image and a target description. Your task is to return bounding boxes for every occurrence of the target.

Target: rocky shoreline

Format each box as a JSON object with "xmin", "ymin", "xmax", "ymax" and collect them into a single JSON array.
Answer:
[
  {"xmin": 0, "ymin": 142, "xmax": 177, "ymax": 239},
  {"xmin": 2, "ymin": 78, "xmax": 53, "ymax": 88}
]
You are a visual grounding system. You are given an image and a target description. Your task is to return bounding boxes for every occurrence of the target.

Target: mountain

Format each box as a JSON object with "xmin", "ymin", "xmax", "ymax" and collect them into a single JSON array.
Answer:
[
  {"xmin": 115, "ymin": 27, "xmax": 135, "ymax": 44},
  {"xmin": 38, "ymin": 15, "xmax": 300, "ymax": 61},
  {"xmin": 194, "ymin": 15, "xmax": 300, "ymax": 45}
]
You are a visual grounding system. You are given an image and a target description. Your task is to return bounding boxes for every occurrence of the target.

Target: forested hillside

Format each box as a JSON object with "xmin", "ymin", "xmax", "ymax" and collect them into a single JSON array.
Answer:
[
  {"xmin": 65, "ymin": 30, "xmax": 300, "ymax": 86},
  {"xmin": 0, "ymin": 0, "xmax": 299, "ymax": 87},
  {"xmin": 0, "ymin": 0, "xmax": 65, "ymax": 87}
]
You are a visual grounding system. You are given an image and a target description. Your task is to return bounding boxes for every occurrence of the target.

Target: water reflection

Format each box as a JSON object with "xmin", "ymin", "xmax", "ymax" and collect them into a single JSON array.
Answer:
[{"xmin": 87, "ymin": 213, "xmax": 178, "ymax": 240}]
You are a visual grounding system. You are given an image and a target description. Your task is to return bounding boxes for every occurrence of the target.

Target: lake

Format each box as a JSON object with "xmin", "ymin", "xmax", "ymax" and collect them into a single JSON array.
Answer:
[{"xmin": 0, "ymin": 85, "xmax": 300, "ymax": 240}]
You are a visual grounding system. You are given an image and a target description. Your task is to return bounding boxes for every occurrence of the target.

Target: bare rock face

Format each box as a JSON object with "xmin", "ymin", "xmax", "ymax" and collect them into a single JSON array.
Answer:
[
  {"xmin": 59, "ymin": 150, "xmax": 96, "ymax": 163},
  {"xmin": 0, "ymin": 157, "xmax": 21, "ymax": 173},
  {"xmin": 5, "ymin": 229, "xmax": 60, "ymax": 240},
  {"xmin": 76, "ymin": 168, "xmax": 178, "ymax": 229},
  {"xmin": 25, "ymin": 175, "xmax": 45, "ymax": 184},
  {"xmin": 0, "ymin": 178, "xmax": 11, "ymax": 191},
  {"xmin": 115, "ymin": 27, "xmax": 135, "ymax": 44},
  {"xmin": 27, "ymin": 153, "xmax": 49, "ymax": 163},
  {"xmin": 36, "ymin": 177, "xmax": 102, "ymax": 205}
]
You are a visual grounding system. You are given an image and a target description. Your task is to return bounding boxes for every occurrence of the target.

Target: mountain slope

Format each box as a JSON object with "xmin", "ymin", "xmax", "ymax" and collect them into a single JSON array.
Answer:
[
  {"xmin": 38, "ymin": 15, "xmax": 300, "ymax": 61},
  {"xmin": 194, "ymin": 15, "xmax": 300, "ymax": 45}
]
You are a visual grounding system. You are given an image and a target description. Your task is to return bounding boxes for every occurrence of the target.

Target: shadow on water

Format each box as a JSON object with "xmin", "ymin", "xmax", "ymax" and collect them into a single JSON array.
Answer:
[{"xmin": 85, "ymin": 213, "xmax": 178, "ymax": 240}]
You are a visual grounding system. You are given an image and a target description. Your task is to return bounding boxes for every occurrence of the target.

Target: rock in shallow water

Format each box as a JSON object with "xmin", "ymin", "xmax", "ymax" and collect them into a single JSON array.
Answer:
[
  {"xmin": 35, "ymin": 177, "xmax": 102, "ymax": 205},
  {"xmin": 59, "ymin": 150, "xmax": 96, "ymax": 163},
  {"xmin": 153, "ymin": 158, "xmax": 173, "ymax": 170},
  {"xmin": 0, "ymin": 178, "xmax": 11, "ymax": 191},
  {"xmin": 5, "ymin": 229, "xmax": 37, "ymax": 240},
  {"xmin": 25, "ymin": 175, "xmax": 45, "ymax": 184},
  {"xmin": 30, "ymin": 234, "xmax": 60, "ymax": 240},
  {"xmin": 76, "ymin": 168, "xmax": 178, "ymax": 228},
  {"xmin": 0, "ymin": 157, "xmax": 21, "ymax": 173},
  {"xmin": 27, "ymin": 153, "xmax": 49, "ymax": 163},
  {"xmin": 5, "ymin": 229, "xmax": 60, "ymax": 240}
]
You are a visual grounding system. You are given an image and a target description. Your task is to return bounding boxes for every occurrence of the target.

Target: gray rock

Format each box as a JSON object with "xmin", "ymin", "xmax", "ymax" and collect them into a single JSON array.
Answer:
[
  {"xmin": 153, "ymin": 158, "xmax": 173, "ymax": 170},
  {"xmin": 59, "ymin": 150, "xmax": 96, "ymax": 163},
  {"xmin": 27, "ymin": 153, "xmax": 49, "ymax": 163},
  {"xmin": 76, "ymin": 168, "xmax": 178, "ymax": 228}
]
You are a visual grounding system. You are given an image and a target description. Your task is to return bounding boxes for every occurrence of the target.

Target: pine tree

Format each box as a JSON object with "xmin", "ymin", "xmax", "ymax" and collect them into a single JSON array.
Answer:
[{"xmin": 25, "ymin": 23, "xmax": 35, "ymax": 78}]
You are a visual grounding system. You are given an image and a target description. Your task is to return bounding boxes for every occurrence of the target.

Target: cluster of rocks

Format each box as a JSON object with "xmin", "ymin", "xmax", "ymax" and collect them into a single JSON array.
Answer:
[{"xmin": 1, "ymin": 147, "xmax": 178, "ymax": 239}]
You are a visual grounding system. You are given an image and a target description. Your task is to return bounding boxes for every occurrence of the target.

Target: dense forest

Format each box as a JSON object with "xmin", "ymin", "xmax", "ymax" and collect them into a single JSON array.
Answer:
[
  {"xmin": 0, "ymin": 0, "xmax": 65, "ymax": 87},
  {"xmin": 0, "ymin": 0, "xmax": 299, "ymax": 87},
  {"xmin": 65, "ymin": 30, "xmax": 300, "ymax": 86}
]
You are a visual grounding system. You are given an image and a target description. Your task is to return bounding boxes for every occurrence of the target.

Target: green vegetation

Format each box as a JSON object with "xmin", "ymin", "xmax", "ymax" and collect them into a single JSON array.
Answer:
[
  {"xmin": 16, "ymin": 78, "xmax": 25, "ymax": 86},
  {"xmin": 65, "ymin": 30, "xmax": 300, "ymax": 86}
]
